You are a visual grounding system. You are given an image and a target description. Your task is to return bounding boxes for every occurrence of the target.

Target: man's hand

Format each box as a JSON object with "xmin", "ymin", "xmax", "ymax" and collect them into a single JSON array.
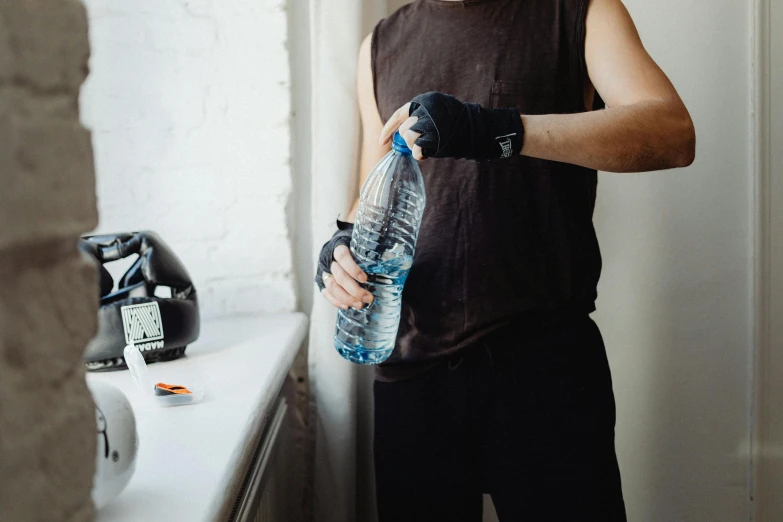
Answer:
[
  {"xmin": 322, "ymin": 245, "xmax": 374, "ymax": 311},
  {"xmin": 380, "ymin": 101, "xmax": 421, "ymax": 158},
  {"xmin": 379, "ymin": 92, "xmax": 525, "ymax": 162},
  {"xmin": 316, "ymin": 226, "xmax": 374, "ymax": 311}
]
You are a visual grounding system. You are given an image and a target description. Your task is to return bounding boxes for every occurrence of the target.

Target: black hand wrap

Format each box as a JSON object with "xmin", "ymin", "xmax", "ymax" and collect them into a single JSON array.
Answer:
[
  {"xmin": 315, "ymin": 219, "xmax": 354, "ymax": 291},
  {"xmin": 408, "ymin": 92, "xmax": 525, "ymax": 161}
]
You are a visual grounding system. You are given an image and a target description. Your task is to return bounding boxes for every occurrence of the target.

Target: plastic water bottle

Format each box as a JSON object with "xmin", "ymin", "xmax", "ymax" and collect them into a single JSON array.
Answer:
[{"xmin": 333, "ymin": 132, "xmax": 426, "ymax": 364}]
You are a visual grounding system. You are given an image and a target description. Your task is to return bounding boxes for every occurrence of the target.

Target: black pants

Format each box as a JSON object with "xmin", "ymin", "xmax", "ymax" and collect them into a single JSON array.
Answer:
[{"xmin": 374, "ymin": 316, "xmax": 626, "ymax": 522}]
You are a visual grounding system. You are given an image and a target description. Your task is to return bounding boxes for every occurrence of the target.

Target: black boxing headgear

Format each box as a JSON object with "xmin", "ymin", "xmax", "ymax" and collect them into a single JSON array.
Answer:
[{"xmin": 80, "ymin": 231, "xmax": 200, "ymax": 372}]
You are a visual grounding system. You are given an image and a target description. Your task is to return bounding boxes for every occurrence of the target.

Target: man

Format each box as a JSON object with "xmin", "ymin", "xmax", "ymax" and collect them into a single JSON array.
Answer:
[{"xmin": 316, "ymin": 0, "xmax": 694, "ymax": 520}]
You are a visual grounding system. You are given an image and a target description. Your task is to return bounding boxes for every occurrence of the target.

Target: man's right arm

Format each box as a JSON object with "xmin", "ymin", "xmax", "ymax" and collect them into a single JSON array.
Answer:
[
  {"xmin": 346, "ymin": 33, "xmax": 391, "ymax": 221},
  {"xmin": 320, "ymin": 33, "xmax": 389, "ymax": 311}
]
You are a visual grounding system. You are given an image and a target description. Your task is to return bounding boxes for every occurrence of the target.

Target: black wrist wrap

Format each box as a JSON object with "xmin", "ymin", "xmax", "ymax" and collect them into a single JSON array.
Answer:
[
  {"xmin": 315, "ymin": 219, "xmax": 354, "ymax": 291},
  {"xmin": 408, "ymin": 92, "xmax": 524, "ymax": 161}
]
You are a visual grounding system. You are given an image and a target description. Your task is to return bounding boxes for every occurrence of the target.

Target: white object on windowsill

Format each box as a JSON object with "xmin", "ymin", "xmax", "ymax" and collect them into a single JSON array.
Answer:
[
  {"xmin": 88, "ymin": 312, "xmax": 308, "ymax": 522},
  {"xmin": 123, "ymin": 343, "xmax": 205, "ymax": 407}
]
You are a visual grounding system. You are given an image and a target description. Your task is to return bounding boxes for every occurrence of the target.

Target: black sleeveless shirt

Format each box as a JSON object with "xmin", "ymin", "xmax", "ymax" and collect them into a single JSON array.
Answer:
[{"xmin": 372, "ymin": 0, "xmax": 603, "ymax": 381}]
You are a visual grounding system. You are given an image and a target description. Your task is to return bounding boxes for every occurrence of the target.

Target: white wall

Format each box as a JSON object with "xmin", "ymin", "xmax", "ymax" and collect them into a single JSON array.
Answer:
[
  {"xmin": 593, "ymin": 1, "xmax": 752, "ymax": 521},
  {"xmin": 80, "ymin": 0, "xmax": 295, "ymax": 320},
  {"xmin": 290, "ymin": 0, "xmax": 313, "ymax": 316},
  {"xmin": 754, "ymin": 0, "xmax": 783, "ymax": 518}
]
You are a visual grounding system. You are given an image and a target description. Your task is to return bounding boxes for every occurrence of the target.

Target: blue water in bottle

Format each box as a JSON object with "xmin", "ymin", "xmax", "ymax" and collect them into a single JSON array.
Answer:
[{"xmin": 334, "ymin": 132, "xmax": 426, "ymax": 364}]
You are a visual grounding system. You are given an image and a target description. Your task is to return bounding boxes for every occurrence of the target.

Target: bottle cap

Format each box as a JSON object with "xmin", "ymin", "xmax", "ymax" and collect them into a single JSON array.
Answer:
[{"xmin": 392, "ymin": 131, "xmax": 412, "ymax": 155}]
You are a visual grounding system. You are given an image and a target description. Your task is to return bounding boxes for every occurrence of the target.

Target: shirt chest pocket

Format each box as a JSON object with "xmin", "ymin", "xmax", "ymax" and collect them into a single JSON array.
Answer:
[{"xmin": 488, "ymin": 80, "xmax": 561, "ymax": 115}]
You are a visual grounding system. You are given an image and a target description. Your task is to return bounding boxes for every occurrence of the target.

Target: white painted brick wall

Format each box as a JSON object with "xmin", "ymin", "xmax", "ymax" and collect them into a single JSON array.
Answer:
[{"xmin": 80, "ymin": 0, "xmax": 295, "ymax": 319}]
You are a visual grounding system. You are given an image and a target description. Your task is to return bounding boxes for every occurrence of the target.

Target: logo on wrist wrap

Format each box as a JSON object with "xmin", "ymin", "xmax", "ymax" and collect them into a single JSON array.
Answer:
[{"xmin": 496, "ymin": 133, "xmax": 516, "ymax": 159}]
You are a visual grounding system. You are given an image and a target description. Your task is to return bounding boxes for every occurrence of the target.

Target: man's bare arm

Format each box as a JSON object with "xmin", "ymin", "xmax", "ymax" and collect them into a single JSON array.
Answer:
[
  {"xmin": 346, "ymin": 33, "xmax": 390, "ymax": 221},
  {"xmin": 520, "ymin": 0, "xmax": 695, "ymax": 172},
  {"xmin": 320, "ymin": 33, "xmax": 388, "ymax": 311}
]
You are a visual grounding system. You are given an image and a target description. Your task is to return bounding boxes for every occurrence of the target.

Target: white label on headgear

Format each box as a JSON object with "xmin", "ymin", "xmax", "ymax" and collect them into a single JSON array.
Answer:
[{"xmin": 121, "ymin": 302, "xmax": 164, "ymax": 346}]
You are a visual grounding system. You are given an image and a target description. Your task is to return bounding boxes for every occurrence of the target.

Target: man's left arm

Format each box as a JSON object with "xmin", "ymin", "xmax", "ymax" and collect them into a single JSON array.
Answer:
[
  {"xmin": 520, "ymin": 0, "xmax": 695, "ymax": 172},
  {"xmin": 380, "ymin": 0, "xmax": 694, "ymax": 172}
]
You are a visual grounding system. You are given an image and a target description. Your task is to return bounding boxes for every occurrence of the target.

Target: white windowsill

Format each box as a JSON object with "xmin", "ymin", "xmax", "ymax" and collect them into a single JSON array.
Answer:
[{"xmin": 87, "ymin": 312, "xmax": 309, "ymax": 522}]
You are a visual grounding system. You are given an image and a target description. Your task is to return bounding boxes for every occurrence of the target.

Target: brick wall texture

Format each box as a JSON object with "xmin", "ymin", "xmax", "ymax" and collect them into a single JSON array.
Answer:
[
  {"xmin": 0, "ymin": 1, "xmax": 98, "ymax": 520},
  {"xmin": 80, "ymin": 0, "xmax": 296, "ymax": 319}
]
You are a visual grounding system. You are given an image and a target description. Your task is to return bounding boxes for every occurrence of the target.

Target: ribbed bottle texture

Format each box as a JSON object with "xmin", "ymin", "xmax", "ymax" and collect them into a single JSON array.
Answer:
[{"xmin": 333, "ymin": 133, "xmax": 426, "ymax": 364}]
